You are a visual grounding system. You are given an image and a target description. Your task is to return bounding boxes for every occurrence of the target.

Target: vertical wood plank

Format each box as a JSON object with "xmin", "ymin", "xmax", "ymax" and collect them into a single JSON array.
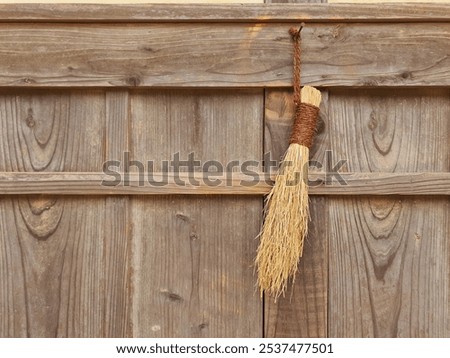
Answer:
[
  {"xmin": 328, "ymin": 89, "xmax": 449, "ymax": 174},
  {"xmin": 0, "ymin": 197, "xmax": 27, "ymax": 337},
  {"xmin": 0, "ymin": 91, "xmax": 71, "ymax": 337},
  {"xmin": 0, "ymin": 91, "xmax": 103, "ymax": 337},
  {"xmin": 329, "ymin": 196, "xmax": 449, "ymax": 337},
  {"xmin": 131, "ymin": 196, "xmax": 262, "ymax": 337},
  {"xmin": 264, "ymin": 89, "xmax": 329, "ymax": 338},
  {"xmin": 328, "ymin": 89, "xmax": 450, "ymax": 337},
  {"xmin": 0, "ymin": 90, "xmax": 130, "ymax": 337},
  {"xmin": 129, "ymin": 89, "xmax": 263, "ymax": 337},
  {"xmin": 263, "ymin": 0, "xmax": 329, "ymax": 338},
  {"xmin": 103, "ymin": 90, "xmax": 131, "ymax": 337}
]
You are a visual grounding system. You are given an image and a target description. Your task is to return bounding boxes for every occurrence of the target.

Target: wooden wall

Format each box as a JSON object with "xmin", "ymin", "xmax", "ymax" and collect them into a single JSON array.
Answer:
[
  {"xmin": 265, "ymin": 88, "xmax": 450, "ymax": 337},
  {"xmin": 263, "ymin": 0, "xmax": 449, "ymax": 338},
  {"xmin": 0, "ymin": 88, "xmax": 264, "ymax": 337},
  {"xmin": 0, "ymin": 3, "xmax": 448, "ymax": 338}
]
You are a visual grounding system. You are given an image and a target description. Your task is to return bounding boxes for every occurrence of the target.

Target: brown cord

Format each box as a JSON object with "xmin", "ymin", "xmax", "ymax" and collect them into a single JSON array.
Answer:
[
  {"xmin": 289, "ymin": 25, "xmax": 319, "ymax": 149},
  {"xmin": 289, "ymin": 26, "xmax": 303, "ymax": 107},
  {"xmin": 289, "ymin": 103, "xmax": 320, "ymax": 148}
]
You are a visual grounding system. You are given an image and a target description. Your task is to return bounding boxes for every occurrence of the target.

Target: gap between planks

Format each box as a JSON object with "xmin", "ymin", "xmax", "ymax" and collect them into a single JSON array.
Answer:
[{"xmin": 0, "ymin": 172, "xmax": 449, "ymax": 196}]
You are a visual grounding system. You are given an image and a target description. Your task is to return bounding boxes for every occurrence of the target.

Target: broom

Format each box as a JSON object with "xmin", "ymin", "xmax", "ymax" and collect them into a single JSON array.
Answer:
[{"xmin": 256, "ymin": 26, "xmax": 322, "ymax": 300}]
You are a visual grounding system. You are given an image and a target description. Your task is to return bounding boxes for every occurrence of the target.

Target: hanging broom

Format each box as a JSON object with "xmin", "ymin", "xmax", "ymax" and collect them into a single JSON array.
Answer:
[{"xmin": 256, "ymin": 26, "xmax": 322, "ymax": 300}]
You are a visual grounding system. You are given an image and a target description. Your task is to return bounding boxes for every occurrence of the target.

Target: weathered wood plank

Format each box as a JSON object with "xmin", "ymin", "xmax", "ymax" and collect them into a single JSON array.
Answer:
[
  {"xmin": 264, "ymin": 89, "xmax": 329, "ymax": 338},
  {"xmin": 0, "ymin": 171, "xmax": 448, "ymax": 195},
  {"xmin": 0, "ymin": 90, "xmax": 130, "ymax": 337},
  {"xmin": 263, "ymin": 6, "xmax": 328, "ymax": 337},
  {"xmin": 0, "ymin": 197, "xmax": 27, "ymax": 337},
  {"xmin": 265, "ymin": 197, "xmax": 328, "ymax": 337},
  {"xmin": 131, "ymin": 196, "xmax": 262, "ymax": 337},
  {"xmin": 0, "ymin": 3, "xmax": 450, "ymax": 23},
  {"xmin": 0, "ymin": 196, "xmax": 109, "ymax": 337},
  {"xmin": 129, "ymin": 89, "xmax": 263, "ymax": 337},
  {"xmin": 263, "ymin": 0, "xmax": 328, "ymax": 341},
  {"xmin": 328, "ymin": 89, "xmax": 450, "ymax": 173},
  {"xmin": 0, "ymin": 24, "xmax": 449, "ymax": 88},
  {"xmin": 0, "ymin": 90, "xmax": 103, "ymax": 337},
  {"xmin": 103, "ymin": 90, "xmax": 131, "ymax": 337},
  {"xmin": 1, "ymin": 172, "xmax": 449, "ymax": 196},
  {"xmin": 267, "ymin": 0, "xmax": 327, "ymax": 2},
  {"xmin": 329, "ymin": 196, "xmax": 449, "ymax": 337},
  {"xmin": 328, "ymin": 89, "xmax": 450, "ymax": 337}
]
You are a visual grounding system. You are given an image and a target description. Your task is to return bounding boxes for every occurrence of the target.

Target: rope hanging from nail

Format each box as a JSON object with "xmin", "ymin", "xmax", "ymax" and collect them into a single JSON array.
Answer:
[
  {"xmin": 288, "ymin": 25, "xmax": 320, "ymax": 149},
  {"xmin": 288, "ymin": 26, "xmax": 302, "ymax": 107}
]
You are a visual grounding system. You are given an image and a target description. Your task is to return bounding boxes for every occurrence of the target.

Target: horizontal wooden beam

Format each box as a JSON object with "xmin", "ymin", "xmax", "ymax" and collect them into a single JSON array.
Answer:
[
  {"xmin": 0, "ymin": 172, "xmax": 448, "ymax": 196},
  {"xmin": 0, "ymin": 4, "xmax": 449, "ymax": 23},
  {"xmin": 1, "ymin": 23, "xmax": 449, "ymax": 88}
]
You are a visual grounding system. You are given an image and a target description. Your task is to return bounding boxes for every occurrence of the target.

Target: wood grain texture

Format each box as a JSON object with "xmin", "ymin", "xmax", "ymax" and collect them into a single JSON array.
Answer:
[
  {"xmin": 266, "ymin": 0, "xmax": 327, "ymax": 3},
  {"xmin": 0, "ymin": 90, "xmax": 130, "ymax": 337},
  {"xmin": 1, "ymin": 3, "xmax": 450, "ymax": 23},
  {"xmin": 330, "ymin": 0, "xmax": 450, "ymax": 3},
  {"xmin": 264, "ymin": 89, "xmax": 329, "ymax": 337},
  {"xmin": 264, "ymin": 196, "xmax": 328, "ymax": 337},
  {"xmin": 103, "ymin": 90, "xmax": 131, "ymax": 337},
  {"xmin": 328, "ymin": 89, "xmax": 449, "ymax": 173},
  {"xmin": 1, "ymin": 23, "xmax": 450, "ymax": 88},
  {"xmin": 0, "ymin": 0, "xmax": 261, "ymax": 3},
  {"xmin": 131, "ymin": 196, "xmax": 262, "ymax": 337},
  {"xmin": 129, "ymin": 89, "xmax": 263, "ymax": 337},
  {"xmin": 329, "ymin": 196, "xmax": 449, "ymax": 337},
  {"xmin": 328, "ymin": 89, "xmax": 450, "ymax": 337},
  {"xmin": 1, "ymin": 172, "xmax": 449, "ymax": 196}
]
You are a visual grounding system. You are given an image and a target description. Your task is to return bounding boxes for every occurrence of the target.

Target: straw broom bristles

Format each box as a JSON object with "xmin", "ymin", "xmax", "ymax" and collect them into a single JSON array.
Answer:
[{"xmin": 256, "ymin": 86, "xmax": 322, "ymax": 300}]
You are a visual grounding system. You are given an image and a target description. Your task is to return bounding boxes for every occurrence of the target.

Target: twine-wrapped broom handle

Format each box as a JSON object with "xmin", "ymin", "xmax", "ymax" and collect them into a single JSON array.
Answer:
[{"xmin": 288, "ymin": 25, "xmax": 320, "ymax": 149}]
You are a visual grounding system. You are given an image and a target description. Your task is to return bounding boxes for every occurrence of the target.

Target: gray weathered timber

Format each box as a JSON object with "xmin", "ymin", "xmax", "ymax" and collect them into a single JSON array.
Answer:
[
  {"xmin": 0, "ymin": 4, "xmax": 449, "ymax": 23},
  {"xmin": 264, "ymin": 89, "xmax": 329, "ymax": 337},
  {"xmin": 0, "ymin": 24, "xmax": 449, "ymax": 88},
  {"xmin": 129, "ymin": 89, "xmax": 263, "ymax": 337},
  {"xmin": 328, "ymin": 89, "xmax": 450, "ymax": 337},
  {"xmin": 329, "ymin": 196, "xmax": 449, "ymax": 337},
  {"xmin": 0, "ymin": 5, "xmax": 449, "ymax": 339},
  {"xmin": 0, "ymin": 90, "xmax": 130, "ymax": 337},
  {"xmin": 0, "ymin": 172, "xmax": 449, "ymax": 196},
  {"xmin": 131, "ymin": 196, "xmax": 262, "ymax": 337},
  {"xmin": 264, "ymin": 196, "xmax": 328, "ymax": 337},
  {"xmin": 104, "ymin": 91, "xmax": 131, "ymax": 337}
]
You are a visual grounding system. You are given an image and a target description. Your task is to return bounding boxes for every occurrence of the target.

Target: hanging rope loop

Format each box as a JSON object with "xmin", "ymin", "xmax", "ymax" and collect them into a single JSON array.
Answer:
[
  {"xmin": 289, "ymin": 24, "xmax": 304, "ymax": 107},
  {"xmin": 288, "ymin": 24, "xmax": 321, "ymax": 149}
]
